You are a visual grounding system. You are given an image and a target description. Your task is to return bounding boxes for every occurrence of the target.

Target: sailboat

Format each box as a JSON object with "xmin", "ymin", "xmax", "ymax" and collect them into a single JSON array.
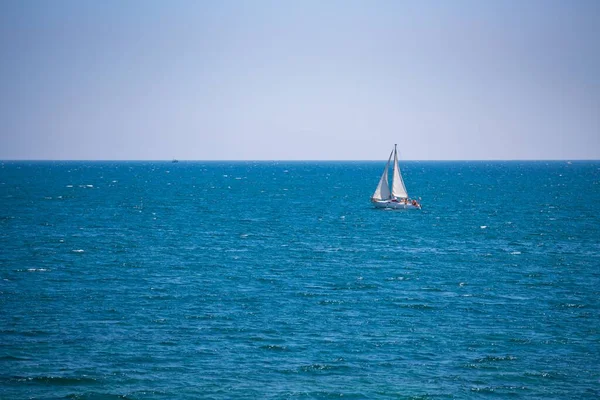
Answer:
[{"xmin": 371, "ymin": 144, "xmax": 421, "ymax": 209}]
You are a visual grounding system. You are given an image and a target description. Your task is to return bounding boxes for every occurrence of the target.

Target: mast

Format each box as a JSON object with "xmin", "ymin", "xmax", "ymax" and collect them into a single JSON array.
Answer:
[{"xmin": 391, "ymin": 144, "xmax": 409, "ymax": 199}]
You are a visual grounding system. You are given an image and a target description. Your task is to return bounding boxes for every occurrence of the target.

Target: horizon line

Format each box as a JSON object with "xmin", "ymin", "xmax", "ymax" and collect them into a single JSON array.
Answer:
[{"xmin": 2, "ymin": 158, "xmax": 599, "ymax": 162}]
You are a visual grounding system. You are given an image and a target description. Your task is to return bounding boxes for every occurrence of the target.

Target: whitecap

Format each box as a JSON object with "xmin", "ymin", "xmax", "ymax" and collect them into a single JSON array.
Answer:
[
  {"xmin": 66, "ymin": 185, "xmax": 73, "ymax": 188},
  {"xmin": 480, "ymin": 225, "xmax": 487, "ymax": 229},
  {"xmin": 72, "ymin": 249, "xmax": 85, "ymax": 253},
  {"xmin": 510, "ymin": 251, "xmax": 521, "ymax": 255}
]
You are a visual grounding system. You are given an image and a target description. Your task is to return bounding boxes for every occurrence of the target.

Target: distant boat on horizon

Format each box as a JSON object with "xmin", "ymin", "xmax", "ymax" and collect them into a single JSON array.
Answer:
[
  {"xmin": 171, "ymin": 159, "xmax": 179, "ymax": 163},
  {"xmin": 371, "ymin": 144, "xmax": 421, "ymax": 209}
]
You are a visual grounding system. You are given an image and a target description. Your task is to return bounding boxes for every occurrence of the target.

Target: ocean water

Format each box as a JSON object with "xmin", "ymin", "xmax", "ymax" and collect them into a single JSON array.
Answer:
[{"xmin": 1, "ymin": 160, "xmax": 599, "ymax": 399}]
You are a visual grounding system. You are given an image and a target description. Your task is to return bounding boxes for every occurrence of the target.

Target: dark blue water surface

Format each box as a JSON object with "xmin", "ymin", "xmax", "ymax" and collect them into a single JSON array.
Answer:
[{"xmin": 1, "ymin": 161, "xmax": 599, "ymax": 399}]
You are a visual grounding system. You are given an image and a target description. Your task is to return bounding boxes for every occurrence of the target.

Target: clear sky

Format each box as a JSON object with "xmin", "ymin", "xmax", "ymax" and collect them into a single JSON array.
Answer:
[{"xmin": 0, "ymin": 0, "xmax": 598, "ymax": 160}]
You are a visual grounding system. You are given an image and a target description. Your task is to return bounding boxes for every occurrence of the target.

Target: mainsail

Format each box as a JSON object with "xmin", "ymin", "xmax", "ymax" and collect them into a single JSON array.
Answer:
[
  {"xmin": 372, "ymin": 150, "xmax": 393, "ymax": 200},
  {"xmin": 391, "ymin": 145, "xmax": 408, "ymax": 199}
]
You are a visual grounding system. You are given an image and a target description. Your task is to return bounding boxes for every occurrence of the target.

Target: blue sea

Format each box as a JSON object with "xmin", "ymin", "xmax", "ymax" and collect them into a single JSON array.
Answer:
[{"xmin": 1, "ymin": 161, "xmax": 599, "ymax": 399}]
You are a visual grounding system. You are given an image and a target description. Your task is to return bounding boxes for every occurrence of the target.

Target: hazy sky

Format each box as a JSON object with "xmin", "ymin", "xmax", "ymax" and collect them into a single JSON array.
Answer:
[{"xmin": 1, "ymin": 0, "xmax": 598, "ymax": 160}]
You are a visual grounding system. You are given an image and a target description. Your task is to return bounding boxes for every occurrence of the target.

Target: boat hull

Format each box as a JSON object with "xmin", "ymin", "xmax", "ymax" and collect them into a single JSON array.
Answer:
[{"xmin": 373, "ymin": 200, "xmax": 421, "ymax": 210}]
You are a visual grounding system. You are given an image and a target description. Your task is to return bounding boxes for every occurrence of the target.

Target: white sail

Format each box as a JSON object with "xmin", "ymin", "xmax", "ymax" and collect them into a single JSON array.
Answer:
[
  {"xmin": 391, "ymin": 145, "xmax": 408, "ymax": 199},
  {"xmin": 372, "ymin": 151, "xmax": 393, "ymax": 200}
]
